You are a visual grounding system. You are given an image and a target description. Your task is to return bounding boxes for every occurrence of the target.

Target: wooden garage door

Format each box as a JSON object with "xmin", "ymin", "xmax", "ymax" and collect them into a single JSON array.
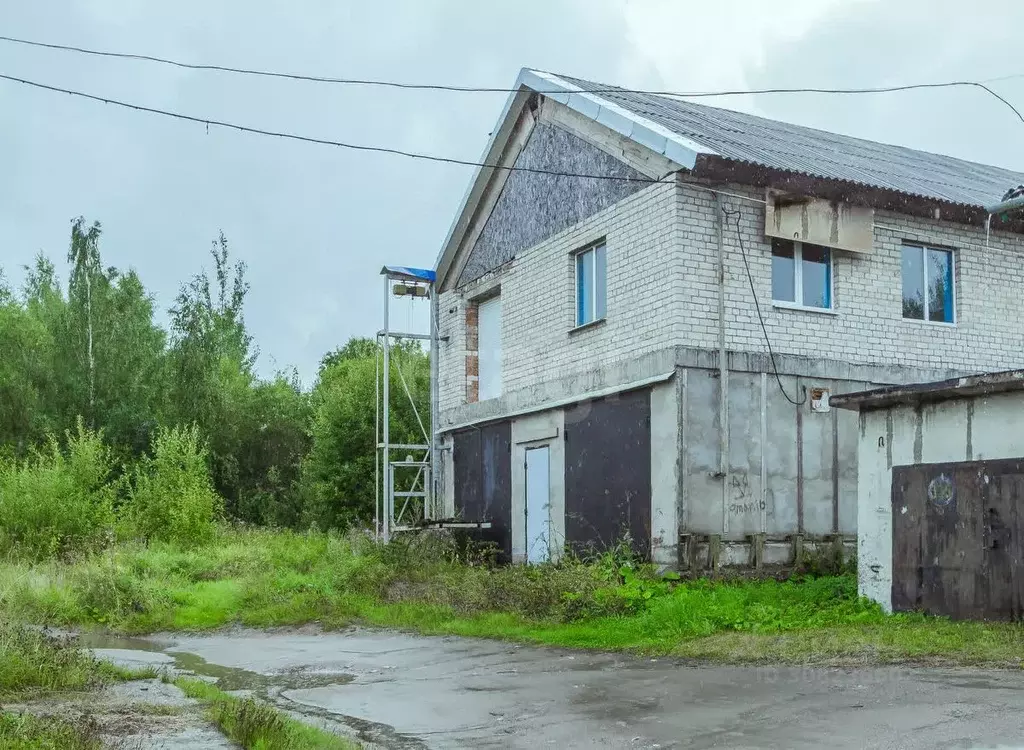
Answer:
[
  {"xmin": 564, "ymin": 390, "xmax": 651, "ymax": 559},
  {"xmin": 892, "ymin": 458, "xmax": 1024, "ymax": 620}
]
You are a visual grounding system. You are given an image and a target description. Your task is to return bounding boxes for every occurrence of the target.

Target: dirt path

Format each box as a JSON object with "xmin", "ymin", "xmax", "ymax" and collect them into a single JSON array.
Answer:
[
  {"xmin": 85, "ymin": 626, "xmax": 1024, "ymax": 749},
  {"xmin": 8, "ymin": 676, "xmax": 234, "ymax": 749}
]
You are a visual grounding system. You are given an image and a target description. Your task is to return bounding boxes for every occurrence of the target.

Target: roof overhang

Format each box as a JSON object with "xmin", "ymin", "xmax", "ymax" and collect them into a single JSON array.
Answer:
[
  {"xmin": 432, "ymin": 68, "xmax": 716, "ymax": 288},
  {"xmin": 694, "ymin": 156, "xmax": 1024, "ymax": 235},
  {"xmin": 830, "ymin": 369, "xmax": 1024, "ymax": 412}
]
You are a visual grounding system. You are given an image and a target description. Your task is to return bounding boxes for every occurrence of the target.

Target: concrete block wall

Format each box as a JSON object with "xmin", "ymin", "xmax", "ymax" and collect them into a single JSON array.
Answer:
[{"xmin": 680, "ymin": 365, "xmax": 868, "ymax": 542}]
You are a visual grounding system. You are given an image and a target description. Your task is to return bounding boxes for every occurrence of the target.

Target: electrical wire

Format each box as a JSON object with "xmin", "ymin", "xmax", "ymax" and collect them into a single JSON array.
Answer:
[
  {"xmin": 2, "ymin": 33, "xmax": 1023, "ymax": 124},
  {"xmin": 723, "ymin": 207, "xmax": 806, "ymax": 406},
  {"xmin": 0, "ymin": 71, "xmax": 679, "ymax": 183}
]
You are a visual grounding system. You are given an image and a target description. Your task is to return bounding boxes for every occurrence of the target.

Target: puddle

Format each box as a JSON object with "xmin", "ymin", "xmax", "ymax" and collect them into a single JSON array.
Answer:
[
  {"xmin": 79, "ymin": 631, "xmax": 419, "ymax": 747},
  {"xmin": 80, "ymin": 632, "xmax": 354, "ymax": 691}
]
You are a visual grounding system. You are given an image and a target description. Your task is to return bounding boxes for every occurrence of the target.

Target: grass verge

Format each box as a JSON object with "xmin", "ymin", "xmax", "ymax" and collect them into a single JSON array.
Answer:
[
  {"xmin": 175, "ymin": 677, "xmax": 359, "ymax": 749},
  {"xmin": 0, "ymin": 623, "xmax": 156, "ymax": 699},
  {"xmin": 0, "ymin": 711, "xmax": 104, "ymax": 750},
  {"xmin": 1, "ymin": 527, "xmax": 1022, "ymax": 667}
]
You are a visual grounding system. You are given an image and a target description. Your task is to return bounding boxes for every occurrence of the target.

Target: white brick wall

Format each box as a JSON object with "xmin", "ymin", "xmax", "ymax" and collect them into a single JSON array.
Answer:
[
  {"xmin": 438, "ymin": 179, "xmax": 1024, "ymax": 420},
  {"xmin": 438, "ymin": 180, "xmax": 683, "ymax": 416},
  {"xmin": 683, "ymin": 184, "xmax": 1024, "ymax": 372}
]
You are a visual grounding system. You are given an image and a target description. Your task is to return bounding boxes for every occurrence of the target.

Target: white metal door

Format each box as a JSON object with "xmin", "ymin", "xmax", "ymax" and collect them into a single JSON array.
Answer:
[
  {"xmin": 478, "ymin": 295, "xmax": 502, "ymax": 400},
  {"xmin": 525, "ymin": 446, "xmax": 550, "ymax": 564}
]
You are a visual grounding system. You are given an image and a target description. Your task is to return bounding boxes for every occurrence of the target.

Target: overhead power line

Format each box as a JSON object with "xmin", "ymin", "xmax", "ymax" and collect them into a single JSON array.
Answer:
[
  {"xmin": 0, "ymin": 71, "xmax": 673, "ymax": 182},
  {"xmin": 1, "ymin": 33, "xmax": 1023, "ymax": 124}
]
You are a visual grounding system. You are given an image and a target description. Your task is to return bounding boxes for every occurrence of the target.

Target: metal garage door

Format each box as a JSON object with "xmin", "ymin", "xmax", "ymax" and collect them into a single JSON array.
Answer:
[
  {"xmin": 564, "ymin": 390, "xmax": 652, "ymax": 559},
  {"xmin": 453, "ymin": 422, "xmax": 512, "ymax": 561},
  {"xmin": 892, "ymin": 458, "xmax": 1024, "ymax": 620}
]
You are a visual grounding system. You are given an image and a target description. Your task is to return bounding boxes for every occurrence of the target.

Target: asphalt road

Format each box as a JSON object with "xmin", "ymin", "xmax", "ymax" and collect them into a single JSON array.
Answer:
[{"xmin": 93, "ymin": 628, "xmax": 1024, "ymax": 749}]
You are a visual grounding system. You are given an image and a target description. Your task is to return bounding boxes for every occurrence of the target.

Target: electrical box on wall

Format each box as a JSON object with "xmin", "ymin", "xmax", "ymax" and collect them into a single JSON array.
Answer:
[{"xmin": 809, "ymin": 387, "xmax": 831, "ymax": 413}]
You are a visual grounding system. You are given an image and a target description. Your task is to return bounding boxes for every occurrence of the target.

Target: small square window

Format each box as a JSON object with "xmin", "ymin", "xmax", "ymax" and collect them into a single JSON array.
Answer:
[
  {"xmin": 902, "ymin": 244, "xmax": 954, "ymax": 323},
  {"xmin": 576, "ymin": 242, "xmax": 606, "ymax": 326},
  {"xmin": 771, "ymin": 239, "xmax": 832, "ymax": 309}
]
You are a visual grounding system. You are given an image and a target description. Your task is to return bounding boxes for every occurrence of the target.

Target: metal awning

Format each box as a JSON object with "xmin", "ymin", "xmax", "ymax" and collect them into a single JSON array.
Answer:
[{"xmin": 381, "ymin": 265, "xmax": 436, "ymax": 283}]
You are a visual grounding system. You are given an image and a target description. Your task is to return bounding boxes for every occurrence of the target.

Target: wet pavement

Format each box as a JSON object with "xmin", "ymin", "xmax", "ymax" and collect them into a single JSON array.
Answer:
[{"xmin": 89, "ymin": 627, "xmax": 1024, "ymax": 749}]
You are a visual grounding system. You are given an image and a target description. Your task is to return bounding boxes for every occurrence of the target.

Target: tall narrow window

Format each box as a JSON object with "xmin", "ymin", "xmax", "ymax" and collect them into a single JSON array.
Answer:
[
  {"xmin": 771, "ymin": 239, "xmax": 832, "ymax": 309},
  {"xmin": 902, "ymin": 244, "xmax": 954, "ymax": 323},
  {"xmin": 477, "ymin": 295, "xmax": 502, "ymax": 400},
  {"xmin": 576, "ymin": 242, "xmax": 607, "ymax": 326}
]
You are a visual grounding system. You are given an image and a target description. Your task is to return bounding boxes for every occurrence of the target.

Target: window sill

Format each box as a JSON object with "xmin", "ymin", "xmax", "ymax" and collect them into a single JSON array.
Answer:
[
  {"xmin": 569, "ymin": 318, "xmax": 606, "ymax": 336},
  {"xmin": 771, "ymin": 301, "xmax": 838, "ymax": 316},
  {"xmin": 902, "ymin": 317, "xmax": 957, "ymax": 328}
]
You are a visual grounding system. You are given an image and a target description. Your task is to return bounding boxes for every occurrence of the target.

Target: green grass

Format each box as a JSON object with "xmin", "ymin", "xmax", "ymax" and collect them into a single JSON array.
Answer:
[
  {"xmin": 0, "ymin": 622, "xmax": 156, "ymax": 699},
  {"xmin": 0, "ymin": 711, "xmax": 104, "ymax": 750},
  {"xmin": 175, "ymin": 677, "xmax": 359, "ymax": 749},
  {"xmin": 1, "ymin": 527, "xmax": 1022, "ymax": 666}
]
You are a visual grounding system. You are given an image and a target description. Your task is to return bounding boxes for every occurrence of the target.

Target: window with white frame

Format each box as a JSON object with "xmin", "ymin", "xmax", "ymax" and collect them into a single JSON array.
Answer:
[
  {"xmin": 771, "ymin": 238, "xmax": 832, "ymax": 309},
  {"xmin": 575, "ymin": 241, "xmax": 607, "ymax": 327},
  {"xmin": 901, "ymin": 243, "xmax": 954, "ymax": 323}
]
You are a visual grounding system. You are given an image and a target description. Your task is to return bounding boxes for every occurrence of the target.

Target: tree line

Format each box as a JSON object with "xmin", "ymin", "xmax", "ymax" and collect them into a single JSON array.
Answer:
[{"xmin": 0, "ymin": 217, "xmax": 428, "ymax": 530}]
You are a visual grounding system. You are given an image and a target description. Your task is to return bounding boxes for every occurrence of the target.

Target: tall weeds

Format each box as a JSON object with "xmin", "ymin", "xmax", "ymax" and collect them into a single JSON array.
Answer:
[{"xmin": 0, "ymin": 421, "xmax": 114, "ymax": 560}]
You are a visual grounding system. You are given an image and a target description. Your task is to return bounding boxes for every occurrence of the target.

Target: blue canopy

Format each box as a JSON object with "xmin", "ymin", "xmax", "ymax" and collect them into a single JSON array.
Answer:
[{"xmin": 380, "ymin": 265, "xmax": 436, "ymax": 283}]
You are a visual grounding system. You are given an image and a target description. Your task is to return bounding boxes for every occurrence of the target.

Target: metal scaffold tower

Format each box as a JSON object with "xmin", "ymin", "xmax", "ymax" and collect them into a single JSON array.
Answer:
[
  {"xmin": 375, "ymin": 265, "xmax": 491, "ymax": 543},
  {"xmin": 376, "ymin": 265, "xmax": 437, "ymax": 542}
]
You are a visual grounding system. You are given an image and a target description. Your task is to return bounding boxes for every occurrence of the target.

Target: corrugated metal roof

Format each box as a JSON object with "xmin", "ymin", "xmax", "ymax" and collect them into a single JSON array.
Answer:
[{"xmin": 558, "ymin": 74, "xmax": 1024, "ymax": 208}]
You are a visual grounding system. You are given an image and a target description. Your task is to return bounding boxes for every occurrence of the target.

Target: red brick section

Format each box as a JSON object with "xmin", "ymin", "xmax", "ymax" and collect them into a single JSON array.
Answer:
[{"xmin": 465, "ymin": 303, "xmax": 479, "ymax": 403}]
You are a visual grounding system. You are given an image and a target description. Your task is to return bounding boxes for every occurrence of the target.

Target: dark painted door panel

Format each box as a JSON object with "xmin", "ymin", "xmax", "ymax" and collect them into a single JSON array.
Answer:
[
  {"xmin": 453, "ymin": 423, "xmax": 512, "ymax": 561},
  {"xmin": 892, "ymin": 458, "xmax": 1024, "ymax": 620},
  {"xmin": 564, "ymin": 390, "xmax": 652, "ymax": 558}
]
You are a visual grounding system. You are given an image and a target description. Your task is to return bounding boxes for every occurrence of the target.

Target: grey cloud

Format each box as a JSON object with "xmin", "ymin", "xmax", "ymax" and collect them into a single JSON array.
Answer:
[
  {"xmin": 1, "ymin": 0, "xmax": 646, "ymax": 382},
  {"xmin": 744, "ymin": 0, "xmax": 1024, "ymax": 173}
]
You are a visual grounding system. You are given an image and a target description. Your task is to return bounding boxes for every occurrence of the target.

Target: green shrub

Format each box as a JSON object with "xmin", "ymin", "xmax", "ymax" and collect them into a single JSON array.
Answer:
[
  {"xmin": 0, "ymin": 422, "xmax": 115, "ymax": 560},
  {"xmin": 125, "ymin": 425, "xmax": 222, "ymax": 546},
  {"xmin": 69, "ymin": 558, "xmax": 170, "ymax": 625}
]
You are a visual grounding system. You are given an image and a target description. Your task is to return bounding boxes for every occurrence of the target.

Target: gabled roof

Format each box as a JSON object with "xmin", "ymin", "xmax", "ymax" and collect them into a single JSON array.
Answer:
[
  {"xmin": 434, "ymin": 68, "xmax": 1024, "ymax": 285},
  {"xmin": 558, "ymin": 74, "xmax": 1024, "ymax": 209}
]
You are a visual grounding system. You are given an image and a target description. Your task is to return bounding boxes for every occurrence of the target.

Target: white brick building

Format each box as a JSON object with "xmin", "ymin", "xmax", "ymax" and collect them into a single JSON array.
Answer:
[{"xmin": 430, "ymin": 69, "xmax": 1024, "ymax": 568}]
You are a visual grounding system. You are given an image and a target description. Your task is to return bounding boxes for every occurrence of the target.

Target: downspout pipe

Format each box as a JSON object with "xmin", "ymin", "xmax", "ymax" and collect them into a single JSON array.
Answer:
[
  {"xmin": 982, "ymin": 194, "xmax": 1024, "ymax": 247},
  {"xmin": 716, "ymin": 195, "xmax": 729, "ymax": 535},
  {"xmin": 984, "ymin": 194, "xmax": 1024, "ymax": 215}
]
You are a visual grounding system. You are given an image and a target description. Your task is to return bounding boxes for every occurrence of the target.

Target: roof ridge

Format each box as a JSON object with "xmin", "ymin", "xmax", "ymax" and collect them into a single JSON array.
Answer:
[{"xmin": 552, "ymin": 72, "xmax": 1024, "ymax": 197}]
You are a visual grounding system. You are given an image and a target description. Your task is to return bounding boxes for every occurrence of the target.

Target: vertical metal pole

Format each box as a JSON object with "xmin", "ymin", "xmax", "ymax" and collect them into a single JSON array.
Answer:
[
  {"xmin": 760, "ymin": 372, "xmax": 767, "ymax": 535},
  {"xmin": 716, "ymin": 196, "xmax": 729, "ymax": 535},
  {"xmin": 382, "ymin": 275, "xmax": 391, "ymax": 543},
  {"xmin": 374, "ymin": 336, "xmax": 380, "ymax": 540},
  {"xmin": 429, "ymin": 282, "xmax": 440, "ymax": 520}
]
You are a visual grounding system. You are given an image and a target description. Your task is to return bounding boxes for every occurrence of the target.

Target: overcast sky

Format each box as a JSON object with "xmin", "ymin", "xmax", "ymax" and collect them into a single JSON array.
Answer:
[{"xmin": 3, "ymin": 0, "xmax": 1024, "ymax": 383}]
